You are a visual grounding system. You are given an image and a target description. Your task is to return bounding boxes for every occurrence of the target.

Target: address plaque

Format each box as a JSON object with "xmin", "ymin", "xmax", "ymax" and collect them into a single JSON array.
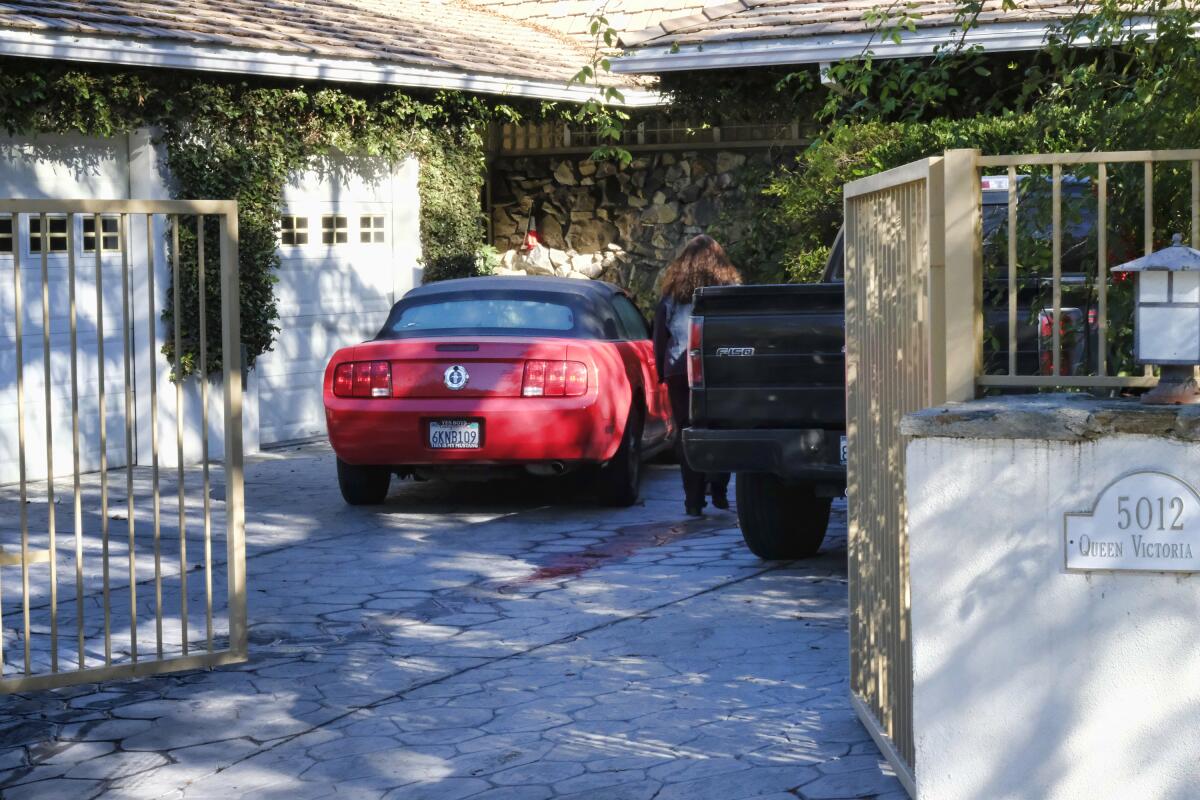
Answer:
[{"xmin": 1065, "ymin": 471, "xmax": 1200, "ymax": 573}]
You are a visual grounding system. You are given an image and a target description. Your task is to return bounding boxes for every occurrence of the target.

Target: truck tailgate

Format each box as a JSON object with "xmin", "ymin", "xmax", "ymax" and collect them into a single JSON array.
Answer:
[{"xmin": 692, "ymin": 283, "xmax": 845, "ymax": 430}]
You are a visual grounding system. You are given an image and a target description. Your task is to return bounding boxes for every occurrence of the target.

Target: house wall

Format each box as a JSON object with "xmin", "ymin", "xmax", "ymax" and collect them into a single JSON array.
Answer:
[
  {"xmin": 489, "ymin": 147, "xmax": 793, "ymax": 305},
  {"xmin": 0, "ymin": 131, "xmax": 421, "ymax": 484}
]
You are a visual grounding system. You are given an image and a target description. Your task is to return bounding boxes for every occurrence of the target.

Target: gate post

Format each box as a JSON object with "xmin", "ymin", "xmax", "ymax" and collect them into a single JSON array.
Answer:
[
  {"xmin": 941, "ymin": 149, "xmax": 983, "ymax": 401},
  {"xmin": 219, "ymin": 208, "xmax": 248, "ymax": 659}
]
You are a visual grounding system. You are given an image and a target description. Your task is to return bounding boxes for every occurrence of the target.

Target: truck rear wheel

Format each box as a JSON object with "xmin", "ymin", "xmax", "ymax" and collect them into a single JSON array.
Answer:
[
  {"xmin": 337, "ymin": 458, "xmax": 391, "ymax": 506},
  {"xmin": 735, "ymin": 473, "xmax": 831, "ymax": 560}
]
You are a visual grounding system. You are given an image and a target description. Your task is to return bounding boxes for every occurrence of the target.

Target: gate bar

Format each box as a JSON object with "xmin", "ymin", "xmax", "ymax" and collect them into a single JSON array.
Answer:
[
  {"xmin": 96, "ymin": 212, "xmax": 111, "ymax": 665},
  {"xmin": 1144, "ymin": 163, "xmax": 1155, "ymax": 380},
  {"xmin": 1, "ymin": 649, "xmax": 243, "ymax": 694},
  {"xmin": 198, "ymin": 216, "xmax": 214, "ymax": 652},
  {"xmin": 68, "ymin": 214, "xmax": 85, "ymax": 669},
  {"xmin": 121, "ymin": 213, "xmax": 138, "ymax": 663},
  {"xmin": 1051, "ymin": 165, "xmax": 1062, "ymax": 378},
  {"xmin": 1096, "ymin": 165, "xmax": 1109, "ymax": 378},
  {"xmin": 173, "ymin": 216, "xmax": 188, "ymax": 657},
  {"xmin": 13, "ymin": 215, "xmax": 28, "ymax": 674},
  {"xmin": 1006, "ymin": 167, "xmax": 1017, "ymax": 376},
  {"xmin": 148, "ymin": 215, "xmax": 163, "ymax": 657},
  {"xmin": 39, "ymin": 213, "xmax": 58, "ymax": 672}
]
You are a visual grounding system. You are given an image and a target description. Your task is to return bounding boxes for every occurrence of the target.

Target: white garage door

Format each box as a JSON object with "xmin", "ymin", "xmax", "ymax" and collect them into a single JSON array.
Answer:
[
  {"xmin": 0, "ymin": 136, "xmax": 137, "ymax": 485},
  {"xmin": 254, "ymin": 158, "xmax": 421, "ymax": 446}
]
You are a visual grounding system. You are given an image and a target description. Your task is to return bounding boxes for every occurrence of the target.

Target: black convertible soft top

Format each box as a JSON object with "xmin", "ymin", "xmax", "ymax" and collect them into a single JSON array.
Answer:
[
  {"xmin": 376, "ymin": 276, "xmax": 629, "ymax": 341},
  {"xmin": 404, "ymin": 275, "xmax": 624, "ymax": 301}
]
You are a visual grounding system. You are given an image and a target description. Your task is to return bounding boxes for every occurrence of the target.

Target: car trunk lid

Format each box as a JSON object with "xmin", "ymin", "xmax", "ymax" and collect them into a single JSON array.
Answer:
[{"xmin": 348, "ymin": 338, "xmax": 569, "ymax": 398}]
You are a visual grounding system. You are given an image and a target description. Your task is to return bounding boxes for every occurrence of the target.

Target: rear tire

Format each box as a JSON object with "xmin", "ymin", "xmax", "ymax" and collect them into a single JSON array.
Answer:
[
  {"xmin": 337, "ymin": 458, "xmax": 391, "ymax": 506},
  {"xmin": 735, "ymin": 473, "xmax": 831, "ymax": 560},
  {"xmin": 595, "ymin": 406, "xmax": 643, "ymax": 507}
]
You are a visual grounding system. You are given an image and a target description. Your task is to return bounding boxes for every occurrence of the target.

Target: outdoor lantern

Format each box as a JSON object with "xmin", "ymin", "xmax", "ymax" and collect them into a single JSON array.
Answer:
[{"xmin": 1115, "ymin": 233, "xmax": 1200, "ymax": 404}]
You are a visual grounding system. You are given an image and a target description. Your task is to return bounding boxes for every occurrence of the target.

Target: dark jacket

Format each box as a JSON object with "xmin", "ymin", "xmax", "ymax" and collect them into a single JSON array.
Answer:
[{"xmin": 652, "ymin": 297, "xmax": 692, "ymax": 383}]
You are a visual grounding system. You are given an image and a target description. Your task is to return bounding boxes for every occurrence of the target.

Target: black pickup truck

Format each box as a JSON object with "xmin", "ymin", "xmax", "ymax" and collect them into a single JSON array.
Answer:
[
  {"xmin": 685, "ymin": 178, "xmax": 1104, "ymax": 560},
  {"xmin": 683, "ymin": 251, "xmax": 847, "ymax": 561}
]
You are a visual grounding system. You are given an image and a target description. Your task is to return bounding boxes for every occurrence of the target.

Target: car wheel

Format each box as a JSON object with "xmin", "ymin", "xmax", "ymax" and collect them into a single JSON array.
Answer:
[
  {"xmin": 337, "ymin": 458, "xmax": 391, "ymax": 506},
  {"xmin": 735, "ymin": 474, "xmax": 831, "ymax": 560},
  {"xmin": 595, "ymin": 405, "xmax": 643, "ymax": 507}
]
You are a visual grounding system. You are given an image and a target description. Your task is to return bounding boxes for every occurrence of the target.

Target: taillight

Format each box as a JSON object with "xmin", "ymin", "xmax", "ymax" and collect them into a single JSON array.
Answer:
[
  {"xmin": 353, "ymin": 363, "xmax": 373, "ymax": 397},
  {"xmin": 523, "ymin": 360, "xmax": 587, "ymax": 397},
  {"xmin": 369, "ymin": 361, "xmax": 391, "ymax": 397},
  {"xmin": 333, "ymin": 363, "xmax": 354, "ymax": 397},
  {"xmin": 522, "ymin": 361, "xmax": 547, "ymax": 396},
  {"xmin": 564, "ymin": 362, "xmax": 588, "ymax": 395},
  {"xmin": 332, "ymin": 361, "xmax": 391, "ymax": 398},
  {"xmin": 545, "ymin": 361, "xmax": 567, "ymax": 396},
  {"xmin": 687, "ymin": 316, "xmax": 704, "ymax": 388}
]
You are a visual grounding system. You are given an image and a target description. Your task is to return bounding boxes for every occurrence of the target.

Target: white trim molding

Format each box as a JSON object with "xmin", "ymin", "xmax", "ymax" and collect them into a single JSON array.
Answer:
[
  {"xmin": 0, "ymin": 27, "xmax": 665, "ymax": 107},
  {"xmin": 612, "ymin": 18, "xmax": 1161, "ymax": 74}
]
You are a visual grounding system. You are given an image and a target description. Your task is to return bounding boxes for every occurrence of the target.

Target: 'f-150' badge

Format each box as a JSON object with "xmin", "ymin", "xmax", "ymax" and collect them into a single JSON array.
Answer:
[
  {"xmin": 715, "ymin": 347, "xmax": 755, "ymax": 357},
  {"xmin": 444, "ymin": 365, "xmax": 470, "ymax": 390}
]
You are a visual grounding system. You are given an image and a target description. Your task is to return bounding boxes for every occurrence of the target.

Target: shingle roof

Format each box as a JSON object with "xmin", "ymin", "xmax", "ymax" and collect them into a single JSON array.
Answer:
[
  {"xmin": 0, "ymin": 0, "xmax": 603, "ymax": 86},
  {"xmin": 471, "ymin": 0, "xmax": 711, "ymax": 41},
  {"xmin": 621, "ymin": 0, "xmax": 1086, "ymax": 48}
]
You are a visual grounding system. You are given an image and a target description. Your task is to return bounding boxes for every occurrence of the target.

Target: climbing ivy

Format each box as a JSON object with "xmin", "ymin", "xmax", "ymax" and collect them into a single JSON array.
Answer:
[{"xmin": 0, "ymin": 58, "xmax": 517, "ymax": 376}]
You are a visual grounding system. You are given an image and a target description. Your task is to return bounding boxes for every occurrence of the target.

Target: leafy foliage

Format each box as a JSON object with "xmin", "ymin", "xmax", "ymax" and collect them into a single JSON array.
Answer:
[
  {"xmin": 0, "ymin": 58, "xmax": 506, "ymax": 375},
  {"xmin": 662, "ymin": 1, "xmax": 1200, "ymax": 292},
  {"xmin": 566, "ymin": 6, "xmax": 633, "ymax": 166}
]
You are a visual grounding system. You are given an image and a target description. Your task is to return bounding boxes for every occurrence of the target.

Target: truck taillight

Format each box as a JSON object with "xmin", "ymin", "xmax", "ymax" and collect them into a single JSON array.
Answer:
[
  {"xmin": 523, "ymin": 360, "xmax": 587, "ymax": 397},
  {"xmin": 333, "ymin": 361, "xmax": 391, "ymax": 398},
  {"xmin": 688, "ymin": 316, "xmax": 704, "ymax": 388}
]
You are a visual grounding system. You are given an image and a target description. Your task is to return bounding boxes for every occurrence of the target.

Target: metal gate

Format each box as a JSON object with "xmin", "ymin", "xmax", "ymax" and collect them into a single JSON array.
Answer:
[
  {"xmin": 846, "ymin": 147, "xmax": 1197, "ymax": 795},
  {"xmin": 0, "ymin": 199, "xmax": 247, "ymax": 692},
  {"xmin": 844, "ymin": 157, "xmax": 943, "ymax": 798}
]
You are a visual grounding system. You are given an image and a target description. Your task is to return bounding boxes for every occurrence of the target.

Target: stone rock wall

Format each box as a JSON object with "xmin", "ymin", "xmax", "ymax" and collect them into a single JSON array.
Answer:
[{"xmin": 489, "ymin": 148, "xmax": 787, "ymax": 306}]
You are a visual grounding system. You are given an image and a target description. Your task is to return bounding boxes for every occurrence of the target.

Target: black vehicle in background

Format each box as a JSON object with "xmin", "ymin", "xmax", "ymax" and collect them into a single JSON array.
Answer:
[
  {"xmin": 684, "ymin": 254, "xmax": 847, "ymax": 560},
  {"xmin": 980, "ymin": 175, "xmax": 1103, "ymax": 377},
  {"xmin": 685, "ymin": 176, "xmax": 1106, "ymax": 560}
]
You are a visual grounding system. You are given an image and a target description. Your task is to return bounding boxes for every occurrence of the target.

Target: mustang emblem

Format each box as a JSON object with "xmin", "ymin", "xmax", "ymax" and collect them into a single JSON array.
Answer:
[{"xmin": 444, "ymin": 365, "xmax": 470, "ymax": 390}]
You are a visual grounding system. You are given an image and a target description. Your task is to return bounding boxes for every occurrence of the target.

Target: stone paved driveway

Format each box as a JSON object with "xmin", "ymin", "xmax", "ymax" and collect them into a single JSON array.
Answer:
[{"xmin": 0, "ymin": 444, "xmax": 906, "ymax": 800}]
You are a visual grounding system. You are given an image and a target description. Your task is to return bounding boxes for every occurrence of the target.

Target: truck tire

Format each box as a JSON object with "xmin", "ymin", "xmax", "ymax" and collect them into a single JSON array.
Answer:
[
  {"xmin": 337, "ymin": 458, "xmax": 391, "ymax": 506},
  {"xmin": 735, "ymin": 473, "xmax": 831, "ymax": 560},
  {"xmin": 594, "ymin": 405, "xmax": 643, "ymax": 507}
]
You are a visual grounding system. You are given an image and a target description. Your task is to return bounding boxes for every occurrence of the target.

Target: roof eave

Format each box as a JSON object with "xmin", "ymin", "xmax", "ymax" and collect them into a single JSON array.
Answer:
[
  {"xmin": 0, "ymin": 27, "xmax": 665, "ymax": 106},
  {"xmin": 611, "ymin": 19, "xmax": 1159, "ymax": 74}
]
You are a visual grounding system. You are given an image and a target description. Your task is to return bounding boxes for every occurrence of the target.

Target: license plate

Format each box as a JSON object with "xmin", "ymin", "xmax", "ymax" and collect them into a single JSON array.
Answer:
[
  {"xmin": 429, "ymin": 420, "xmax": 481, "ymax": 449},
  {"xmin": 840, "ymin": 435, "xmax": 848, "ymax": 465}
]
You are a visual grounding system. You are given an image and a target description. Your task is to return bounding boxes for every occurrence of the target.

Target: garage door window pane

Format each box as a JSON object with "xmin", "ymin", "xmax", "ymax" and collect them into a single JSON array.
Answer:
[
  {"xmin": 322, "ymin": 215, "xmax": 348, "ymax": 245},
  {"xmin": 360, "ymin": 215, "xmax": 386, "ymax": 244},
  {"xmin": 281, "ymin": 215, "xmax": 308, "ymax": 246},
  {"xmin": 0, "ymin": 216, "xmax": 11, "ymax": 253},
  {"xmin": 30, "ymin": 216, "xmax": 68, "ymax": 253},
  {"xmin": 83, "ymin": 215, "xmax": 121, "ymax": 252}
]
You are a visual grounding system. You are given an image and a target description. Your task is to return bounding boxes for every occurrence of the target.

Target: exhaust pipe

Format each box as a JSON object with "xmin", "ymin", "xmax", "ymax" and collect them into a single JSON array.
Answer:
[{"xmin": 526, "ymin": 462, "xmax": 567, "ymax": 477}]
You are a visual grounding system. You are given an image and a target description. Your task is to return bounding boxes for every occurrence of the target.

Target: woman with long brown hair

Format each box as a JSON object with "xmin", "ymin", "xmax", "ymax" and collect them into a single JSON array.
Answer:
[{"xmin": 653, "ymin": 235, "xmax": 743, "ymax": 516}]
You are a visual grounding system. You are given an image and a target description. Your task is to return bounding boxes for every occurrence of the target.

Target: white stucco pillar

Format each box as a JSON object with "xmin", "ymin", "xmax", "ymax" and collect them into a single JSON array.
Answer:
[{"xmin": 904, "ymin": 395, "xmax": 1200, "ymax": 800}]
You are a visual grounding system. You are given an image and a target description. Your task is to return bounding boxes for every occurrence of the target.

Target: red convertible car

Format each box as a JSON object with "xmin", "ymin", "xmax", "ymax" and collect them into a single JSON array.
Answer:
[{"xmin": 323, "ymin": 276, "xmax": 674, "ymax": 506}]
